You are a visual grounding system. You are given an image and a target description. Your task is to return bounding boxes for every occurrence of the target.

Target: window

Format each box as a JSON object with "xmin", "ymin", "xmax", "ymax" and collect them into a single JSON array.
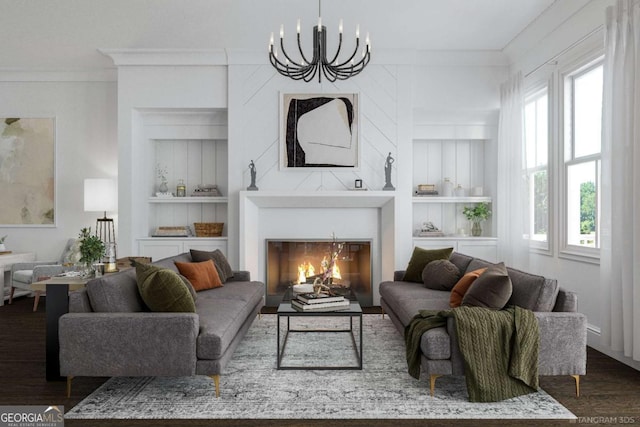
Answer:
[
  {"xmin": 563, "ymin": 61, "xmax": 603, "ymax": 254},
  {"xmin": 524, "ymin": 86, "xmax": 549, "ymax": 249}
]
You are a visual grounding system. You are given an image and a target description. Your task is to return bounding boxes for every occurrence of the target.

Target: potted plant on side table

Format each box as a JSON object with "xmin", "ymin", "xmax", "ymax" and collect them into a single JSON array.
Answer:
[
  {"xmin": 462, "ymin": 203, "xmax": 491, "ymax": 237},
  {"xmin": 78, "ymin": 227, "xmax": 105, "ymax": 277}
]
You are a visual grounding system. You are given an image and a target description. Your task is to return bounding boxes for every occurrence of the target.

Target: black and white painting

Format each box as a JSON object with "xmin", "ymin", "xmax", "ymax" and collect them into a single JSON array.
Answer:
[{"xmin": 281, "ymin": 93, "xmax": 359, "ymax": 169}]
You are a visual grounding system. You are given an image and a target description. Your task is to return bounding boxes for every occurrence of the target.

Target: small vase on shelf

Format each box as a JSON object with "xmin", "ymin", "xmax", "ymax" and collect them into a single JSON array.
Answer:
[
  {"xmin": 471, "ymin": 221, "xmax": 482, "ymax": 237},
  {"xmin": 158, "ymin": 181, "xmax": 169, "ymax": 193}
]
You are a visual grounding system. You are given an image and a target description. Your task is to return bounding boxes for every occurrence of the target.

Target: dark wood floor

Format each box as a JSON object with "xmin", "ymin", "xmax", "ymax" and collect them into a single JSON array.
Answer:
[{"xmin": 2, "ymin": 297, "xmax": 640, "ymax": 427}]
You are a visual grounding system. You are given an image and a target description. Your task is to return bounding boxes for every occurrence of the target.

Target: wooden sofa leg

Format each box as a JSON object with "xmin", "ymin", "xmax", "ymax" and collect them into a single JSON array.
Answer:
[
  {"xmin": 430, "ymin": 375, "xmax": 441, "ymax": 397},
  {"xmin": 66, "ymin": 376, "xmax": 74, "ymax": 398},
  {"xmin": 210, "ymin": 375, "xmax": 220, "ymax": 398},
  {"xmin": 571, "ymin": 374, "xmax": 580, "ymax": 397},
  {"xmin": 33, "ymin": 290, "xmax": 42, "ymax": 312},
  {"xmin": 9, "ymin": 287, "xmax": 15, "ymax": 305},
  {"xmin": 381, "ymin": 307, "xmax": 385, "ymax": 319}
]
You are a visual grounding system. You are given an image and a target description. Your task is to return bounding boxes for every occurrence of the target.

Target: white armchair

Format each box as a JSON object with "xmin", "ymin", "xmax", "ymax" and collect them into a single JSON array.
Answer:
[{"xmin": 10, "ymin": 239, "xmax": 77, "ymax": 311}]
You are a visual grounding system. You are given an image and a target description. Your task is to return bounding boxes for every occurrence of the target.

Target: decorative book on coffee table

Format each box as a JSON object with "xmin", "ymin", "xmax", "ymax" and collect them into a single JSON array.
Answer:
[{"xmin": 291, "ymin": 298, "xmax": 350, "ymax": 312}]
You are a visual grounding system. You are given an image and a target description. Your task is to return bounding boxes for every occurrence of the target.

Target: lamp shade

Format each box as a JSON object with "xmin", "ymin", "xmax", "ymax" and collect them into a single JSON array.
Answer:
[{"xmin": 84, "ymin": 178, "xmax": 117, "ymax": 212}]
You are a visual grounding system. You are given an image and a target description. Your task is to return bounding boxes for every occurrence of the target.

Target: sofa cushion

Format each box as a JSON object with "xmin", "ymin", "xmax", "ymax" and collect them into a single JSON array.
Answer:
[
  {"xmin": 450, "ymin": 268, "xmax": 487, "ymax": 308},
  {"xmin": 190, "ymin": 249, "xmax": 234, "ymax": 283},
  {"xmin": 465, "ymin": 258, "xmax": 559, "ymax": 312},
  {"xmin": 506, "ymin": 267, "xmax": 559, "ymax": 312},
  {"xmin": 175, "ymin": 260, "xmax": 223, "ymax": 291},
  {"xmin": 379, "ymin": 281, "xmax": 451, "ymax": 326},
  {"xmin": 195, "ymin": 281, "xmax": 265, "ymax": 360},
  {"xmin": 86, "ymin": 269, "xmax": 145, "ymax": 312},
  {"xmin": 422, "ymin": 259, "xmax": 460, "ymax": 291},
  {"xmin": 136, "ymin": 263, "xmax": 196, "ymax": 313},
  {"xmin": 449, "ymin": 252, "xmax": 474, "ymax": 274},
  {"xmin": 402, "ymin": 247, "xmax": 454, "ymax": 283},
  {"xmin": 462, "ymin": 262, "xmax": 512, "ymax": 309}
]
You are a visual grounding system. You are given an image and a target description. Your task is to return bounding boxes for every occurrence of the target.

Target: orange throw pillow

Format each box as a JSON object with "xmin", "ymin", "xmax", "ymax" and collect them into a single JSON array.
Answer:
[
  {"xmin": 175, "ymin": 259, "xmax": 223, "ymax": 291},
  {"xmin": 449, "ymin": 268, "xmax": 487, "ymax": 308}
]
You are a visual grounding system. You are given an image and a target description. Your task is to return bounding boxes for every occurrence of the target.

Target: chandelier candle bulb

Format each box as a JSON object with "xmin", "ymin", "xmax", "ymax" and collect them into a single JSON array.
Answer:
[
  {"xmin": 297, "ymin": 19, "xmax": 301, "ymax": 34},
  {"xmin": 339, "ymin": 19, "xmax": 343, "ymax": 33},
  {"xmin": 356, "ymin": 24, "xmax": 360, "ymax": 38},
  {"xmin": 318, "ymin": 16, "xmax": 322, "ymax": 30},
  {"xmin": 280, "ymin": 24, "xmax": 284, "ymax": 38}
]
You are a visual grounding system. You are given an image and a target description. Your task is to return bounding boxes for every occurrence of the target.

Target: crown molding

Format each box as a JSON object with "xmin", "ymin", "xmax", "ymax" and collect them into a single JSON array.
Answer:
[{"xmin": 99, "ymin": 49, "xmax": 228, "ymax": 66}]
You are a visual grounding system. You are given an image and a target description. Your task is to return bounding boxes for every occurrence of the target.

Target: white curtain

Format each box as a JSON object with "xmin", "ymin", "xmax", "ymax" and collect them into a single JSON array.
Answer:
[
  {"xmin": 601, "ymin": 0, "xmax": 640, "ymax": 361},
  {"xmin": 497, "ymin": 72, "xmax": 529, "ymax": 270}
]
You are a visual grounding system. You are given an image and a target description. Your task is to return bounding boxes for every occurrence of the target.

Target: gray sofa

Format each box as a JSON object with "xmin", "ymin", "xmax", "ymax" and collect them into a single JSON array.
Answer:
[
  {"xmin": 58, "ymin": 253, "xmax": 265, "ymax": 397},
  {"xmin": 380, "ymin": 252, "xmax": 587, "ymax": 396}
]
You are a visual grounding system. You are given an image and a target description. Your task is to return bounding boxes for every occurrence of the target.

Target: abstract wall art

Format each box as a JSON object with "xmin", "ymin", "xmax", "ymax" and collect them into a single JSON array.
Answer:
[
  {"xmin": 281, "ymin": 93, "xmax": 359, "ymax": 169},
  {"xmin": 0, "ymin": 117, "xmax": 55, "ymax": 226}
]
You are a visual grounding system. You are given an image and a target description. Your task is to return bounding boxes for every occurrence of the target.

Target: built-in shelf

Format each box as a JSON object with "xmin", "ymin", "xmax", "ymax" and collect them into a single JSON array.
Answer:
[
  {"xmin": 412, "ymin": 196, "xmax": 492, "ymax": 204},
  {"xmin": 413, "ymin": 236, "xmax": 498, "ymax": 241},
  {"xmin": 138, "ymin": 237, "xmax": 228, "ymax": 241},
  {"xmin": 148, "ymin": 197, "xmax": 228, "ymax": 203}
]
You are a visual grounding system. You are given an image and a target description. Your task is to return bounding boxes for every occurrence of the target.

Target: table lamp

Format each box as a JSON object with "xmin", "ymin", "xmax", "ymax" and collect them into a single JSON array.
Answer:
[{"xmin": 84, "ymin": 178, "xmax": 118, "ymax": 272}]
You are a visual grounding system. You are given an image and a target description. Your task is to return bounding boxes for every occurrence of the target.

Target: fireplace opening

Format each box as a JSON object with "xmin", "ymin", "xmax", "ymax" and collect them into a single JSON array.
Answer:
[{"xmin": 266, "ymin": 239, "xmax": 372, "ymax": 307}]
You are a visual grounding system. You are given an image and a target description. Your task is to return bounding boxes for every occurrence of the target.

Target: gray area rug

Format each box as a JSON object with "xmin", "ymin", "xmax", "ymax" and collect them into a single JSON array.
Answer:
[{"xmin": 66, "ymin": 314, "xmax": 575, "ymax": 420}]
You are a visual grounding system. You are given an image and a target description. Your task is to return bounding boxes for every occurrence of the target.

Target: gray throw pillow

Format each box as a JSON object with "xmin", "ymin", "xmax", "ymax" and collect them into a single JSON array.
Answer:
[
  {"xmin": 462, "ymin": 262, "xmax": 512, "ymax": 310},
  {"xmin": 189, "ymin": 249, "xmax": 234, "ymax": 283},
  {"xmin": 422, "ymin": 259, "xmax": 461, "ymax": 291}
]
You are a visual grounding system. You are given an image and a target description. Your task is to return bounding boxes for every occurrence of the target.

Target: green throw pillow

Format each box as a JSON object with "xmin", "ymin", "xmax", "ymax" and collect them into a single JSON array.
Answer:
[
  {"xmin": 402, "ymin": 247, "xmax": 454, "ymax": 283},
  {"xmin": 136, "ymin": 263, "xmax": 196, "ymax": 313},
  {"xmin": 462, "ymin": 262, "xmax": 513, "ymax": 310}
]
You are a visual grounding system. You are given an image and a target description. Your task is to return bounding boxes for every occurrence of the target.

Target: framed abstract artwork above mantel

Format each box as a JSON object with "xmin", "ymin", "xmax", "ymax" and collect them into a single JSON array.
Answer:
[
  {"xmin": 0, "ymin": 117, "xmax": 56, "ymax": 226},
  {"xmin": 280, "ymin": 93, "xmax": 360, "ymax": 170}
]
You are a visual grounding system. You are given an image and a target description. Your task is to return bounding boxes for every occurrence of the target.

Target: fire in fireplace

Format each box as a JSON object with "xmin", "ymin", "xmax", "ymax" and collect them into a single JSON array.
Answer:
[{"xmin": 266, "ymin": 239, "xmax": 372, "ymax": 306}]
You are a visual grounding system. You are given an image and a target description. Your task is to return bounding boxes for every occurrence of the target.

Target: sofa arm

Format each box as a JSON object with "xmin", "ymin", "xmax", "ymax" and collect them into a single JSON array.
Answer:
[
  {"xmin": 535, "ymin": 311, "xmax": 587, "ymax": 376},
  {"xmin": 32, "ymin": 265, "xmax": 67, "ymax": 280},
  {"xmin": 394, "ymin": 271, "xmax": 406, "ymax": 281},
  {"xmin": 11, "ymin": 261, "xmax": 58, "ymax": 274},
  {"xmin": 59, "ymin": 312, "xmax": 199, "ymax": 377}
]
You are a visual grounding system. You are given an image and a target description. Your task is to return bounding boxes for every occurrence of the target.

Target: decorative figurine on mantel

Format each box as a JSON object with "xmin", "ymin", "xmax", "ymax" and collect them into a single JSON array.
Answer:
[
  {"xmin": 383, "ymin": 152, "xmax": 395, "ymax": 191},
  {"xmin": 247, "ymin": 160, "xmax": 258, "ymax": 191}
]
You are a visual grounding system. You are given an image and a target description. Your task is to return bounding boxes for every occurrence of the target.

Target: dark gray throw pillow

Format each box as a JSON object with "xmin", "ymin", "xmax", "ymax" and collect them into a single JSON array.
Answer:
[
  {"xmin": 462, "ymin": 262, "xmax": 512, "ymax": 310},
  {"xmin": 422, "ymin": 259, "xmax": 461, "ymax": 291},
  {"xmin": 189, "ymin": 249, "xmax": 234, "ymax": 283}
]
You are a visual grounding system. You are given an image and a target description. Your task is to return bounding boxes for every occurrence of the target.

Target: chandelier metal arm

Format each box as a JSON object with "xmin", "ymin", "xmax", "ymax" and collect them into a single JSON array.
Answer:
[{"xmin": 268, "ymin": 2, "xmax": 370, "ymax": 83}]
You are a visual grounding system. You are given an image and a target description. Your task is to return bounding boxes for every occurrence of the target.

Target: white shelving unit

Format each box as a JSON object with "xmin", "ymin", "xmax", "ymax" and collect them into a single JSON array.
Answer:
[
  {"xmin": 412, "ymin": 139, "xmax": 497, "ymax": 261},
  {"xmin": 135, "ymin": 110, "xmax": 229, "ymax": 259},
  {"xmin": 148, "ymin": 197, "xmax": 228, "ymax": 204}
]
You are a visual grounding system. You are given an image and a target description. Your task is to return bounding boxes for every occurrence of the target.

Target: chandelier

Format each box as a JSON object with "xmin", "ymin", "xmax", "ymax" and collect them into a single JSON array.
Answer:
[{"xmin": 268, "ymin": 1, "xmax": 371, "ymax": 83}]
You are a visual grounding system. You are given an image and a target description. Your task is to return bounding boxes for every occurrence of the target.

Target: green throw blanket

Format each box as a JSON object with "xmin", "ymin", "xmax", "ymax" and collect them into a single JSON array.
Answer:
[{"xmin": 404, "ymin": 306, "xmax": 539, "ymax": 402}]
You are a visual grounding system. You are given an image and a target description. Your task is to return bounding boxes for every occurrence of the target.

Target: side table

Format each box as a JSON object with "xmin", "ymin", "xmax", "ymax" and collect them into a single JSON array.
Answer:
[
  {"xmin": 0, "ymin": 252, "xmax": 36, "ymax": 306},
  {"xmin": 31, "ymin": 277, "xmax": 89, "ymax": 381}
]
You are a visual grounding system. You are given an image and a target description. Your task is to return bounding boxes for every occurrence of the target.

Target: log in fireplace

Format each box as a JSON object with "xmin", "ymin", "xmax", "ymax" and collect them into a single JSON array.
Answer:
[{"xmin": 266, "ymin": 239, "xmax": 372, "ymax": 306}]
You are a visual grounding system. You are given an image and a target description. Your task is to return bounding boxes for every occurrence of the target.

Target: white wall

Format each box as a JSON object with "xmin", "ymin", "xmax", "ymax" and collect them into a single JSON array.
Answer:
[{"xmin": 0, "ymin": 75, "xmax": 117, "ymax": 261}]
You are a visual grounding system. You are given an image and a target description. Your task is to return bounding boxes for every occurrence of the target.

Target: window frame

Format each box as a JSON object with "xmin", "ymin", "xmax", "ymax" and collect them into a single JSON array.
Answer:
[
  {"xmin": 523, "ymin": 82, "xmax": 552, "ymax": 254},
  {"xmin": 558, "ymin": 55, "xmax": 604, "ymax": 264}
]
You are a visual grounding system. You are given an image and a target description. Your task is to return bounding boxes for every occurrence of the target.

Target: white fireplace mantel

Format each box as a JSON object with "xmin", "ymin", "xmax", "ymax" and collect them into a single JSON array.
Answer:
[
  {"xmin": 239, "ymin": 190, "xmax": 397, "ymax": 305},
  {"xmin": 240, "ymin": 190, "xmax": 396, "ymax": 208}
]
